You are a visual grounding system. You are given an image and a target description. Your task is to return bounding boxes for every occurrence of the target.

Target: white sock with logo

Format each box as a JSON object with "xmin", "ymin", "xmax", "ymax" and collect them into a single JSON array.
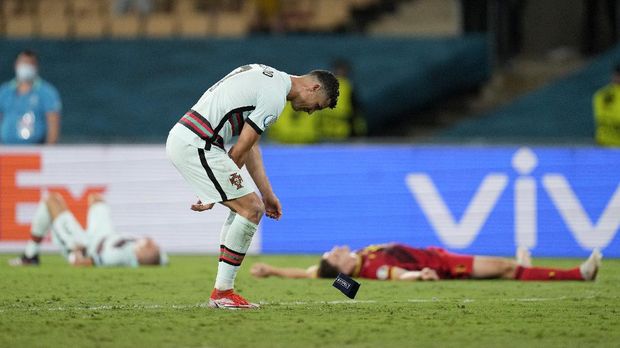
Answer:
[
  {"xmin": 214, "ymin": 214, "xmax": 257, "ymax": 291},
  {"xmin": 25, "ymin": 200, "xmax": 52, "ymax": 258},
  {"xmin": 219, "ymin": 211, "xmax": 237, "ymax": 245}
]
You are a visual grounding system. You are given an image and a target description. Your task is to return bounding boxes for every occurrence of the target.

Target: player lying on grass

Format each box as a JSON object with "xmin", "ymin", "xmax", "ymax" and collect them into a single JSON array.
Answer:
[
  {"xmin": 9, "ymin": 193, "xmax": 167, "ymax": 267},
  {"xmin": 251, "ymin": 243, "xmax": 602, "ymax": 281}
]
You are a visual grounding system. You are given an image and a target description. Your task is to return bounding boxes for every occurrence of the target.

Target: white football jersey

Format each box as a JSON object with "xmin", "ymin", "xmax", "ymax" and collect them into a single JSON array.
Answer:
[
  {"xmin": 91, "ymin": 235, "xmax": 139, "ymax": 268},
  {"xmin": 179, "ymin": 64, "xmax": 291, "ymax": 147}
]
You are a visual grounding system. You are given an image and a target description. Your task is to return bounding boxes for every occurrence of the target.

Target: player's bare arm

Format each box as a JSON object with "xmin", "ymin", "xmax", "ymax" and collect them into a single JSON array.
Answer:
[
  {"xmin": 228, "ymin": 122, "xmax": 261, "ymax": 168},
  {"xmin": 46, "ymin": 111, "xmax": 60, "ymax": 144},
  {"xmin": 394, "ymin": 267, "xmax": 440, "ymax": 281},
  {"xmin": 251, "ymin": 262, "xmax": 316, "ymax": 279},
  {"xmin": 245, "ymin": 144, "xmax": 282, "ymax": 220},
  {"xmin": 68, "ymin": 247, "xmax": 94, "ymax": 267}
]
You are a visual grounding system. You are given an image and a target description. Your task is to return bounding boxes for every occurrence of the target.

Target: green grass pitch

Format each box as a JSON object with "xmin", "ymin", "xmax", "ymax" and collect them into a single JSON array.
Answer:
[{"xmin": 0, "ymin": 254, "xmax": 618, "ymax": 348}]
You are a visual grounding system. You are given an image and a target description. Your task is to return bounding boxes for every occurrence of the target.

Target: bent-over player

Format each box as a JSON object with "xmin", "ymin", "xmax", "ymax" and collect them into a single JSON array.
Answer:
[
  {"xmin": 251, "ymin": 243, "xmax": 602, "ymax": 281},
  {"xmin": 166, "ymin": 64, "xmax": 339, "ymax": 309},
  {"xmin": 9, "ymin": 193, "xmax": 166, "ymax": 267}
]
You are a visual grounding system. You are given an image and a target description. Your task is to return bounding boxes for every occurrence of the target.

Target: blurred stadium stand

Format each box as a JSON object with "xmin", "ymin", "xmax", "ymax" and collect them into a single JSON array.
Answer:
[
  {"xmin": 1, "ymin": 0, "xmax": 619, "ymax": 142},
  {"xmin": 0, "ymin": 0, "xmax": 392, "ymax": 38},
  {"xmin": 0, "ymin": 35, "xmax": 489, "ymax": 142},
  {"xmin": 436, "ymin": 43, "xmax": 620, "ymax": 144}
]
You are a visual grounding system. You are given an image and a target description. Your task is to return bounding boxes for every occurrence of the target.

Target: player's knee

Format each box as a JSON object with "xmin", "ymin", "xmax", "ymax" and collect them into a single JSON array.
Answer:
[
  {"xmin": 241, "ymin": 196, "xmax": 264, "ymax": 224},
  {"xmin": 87, "ymin": 193, "xmax": 105, "ymax": 206},
  {"xmin": 248, "ymin": 199, "xmax": 265, "ymax": 224},
  {"xmin": 46, "ymin": 193, "xmax": 68, "ymax": 217},
  {"xmin": 501, "ymin": 261, "xmax": 518, "ymax": 279},
  {"xmin": 47, "ymin": 192, "xmax": 64, "ymax": 205}
]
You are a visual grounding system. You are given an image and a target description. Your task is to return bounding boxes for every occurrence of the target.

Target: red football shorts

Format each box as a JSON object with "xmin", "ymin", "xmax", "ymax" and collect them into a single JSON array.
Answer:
[{"xmin": 428, "ymin": 247, "xmax": 474, "ymax": 279}]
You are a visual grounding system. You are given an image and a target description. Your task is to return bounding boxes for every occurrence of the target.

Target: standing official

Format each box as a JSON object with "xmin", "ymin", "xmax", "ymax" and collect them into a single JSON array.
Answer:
[
  {"xmin": 0, "ymin": 50, "xmax": 62, "ymax": 144},
  {"xmin": 593, "ymin": 63, "xmax": 620, "ymax": 146}
]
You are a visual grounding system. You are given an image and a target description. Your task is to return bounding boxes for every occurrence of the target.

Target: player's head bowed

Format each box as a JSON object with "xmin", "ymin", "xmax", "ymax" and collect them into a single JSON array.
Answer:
[{"xmin": 309, "ymin": 69, "xmax": 340, "ymax": 109}]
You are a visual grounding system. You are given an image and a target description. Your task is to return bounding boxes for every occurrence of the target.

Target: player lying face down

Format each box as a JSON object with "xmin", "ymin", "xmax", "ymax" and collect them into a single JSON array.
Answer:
[
  {"xmin": 9, "ymin": 193, "xmax": 167, "ymax": 267},
  {"xmin": 251, "ymin": 243, "xmax": 602, "ymax": 282}
]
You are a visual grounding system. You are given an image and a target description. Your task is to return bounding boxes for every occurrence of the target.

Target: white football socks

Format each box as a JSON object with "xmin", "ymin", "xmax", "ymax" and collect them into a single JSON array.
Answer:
[
  {"xmin": 219, "ymin": 211, "xmax": 237, "ymax": 245},
  {"xmin": 214, "ymin": 214, "xmax": 257, "ymax": 291},
  {"xmin": 25, "ymin": 200, "xmax": 52, "ymax": 258}
]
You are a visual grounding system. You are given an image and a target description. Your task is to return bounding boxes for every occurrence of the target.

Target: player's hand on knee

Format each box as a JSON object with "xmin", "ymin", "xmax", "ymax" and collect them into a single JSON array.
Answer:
[
  {"xmin": 190, "ymin": 199, "xmax": 215, "ymax": 212},
  {"xmin": 250, "ymin": 263, "xmax": 272, "ymax": 277},
  {"xmin": 420, "ymin": 267, "xmax": 439, "ymax": 281}
]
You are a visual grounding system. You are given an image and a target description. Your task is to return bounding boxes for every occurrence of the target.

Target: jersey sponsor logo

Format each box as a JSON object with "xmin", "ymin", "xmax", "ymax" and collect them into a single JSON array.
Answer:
[
  {"xmin": 259, "ymin": 64, "xmax": 274, "ymax": 77},
  {"xmin": 229, "ymin": 173, "xmax": 244, "ymax": 190},
  {"xmin": 453, "ymin": 264, "xmax": 467, "ymax": 274},
  {"xmin": 263, "ymin": 115, "xmax": 277, "ymax": 129}
]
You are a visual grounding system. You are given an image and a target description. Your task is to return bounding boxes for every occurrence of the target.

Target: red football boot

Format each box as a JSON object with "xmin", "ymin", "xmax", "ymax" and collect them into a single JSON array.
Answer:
[{"xmin": 208, "ymin": 289, "xmax": 259, "ymax": 309}]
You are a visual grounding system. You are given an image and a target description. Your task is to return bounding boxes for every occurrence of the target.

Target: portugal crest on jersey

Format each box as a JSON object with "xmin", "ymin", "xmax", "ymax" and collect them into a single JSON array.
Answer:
[{"xmin": 229, "ymin": 173, "xmax": 244, "ymax": 189}]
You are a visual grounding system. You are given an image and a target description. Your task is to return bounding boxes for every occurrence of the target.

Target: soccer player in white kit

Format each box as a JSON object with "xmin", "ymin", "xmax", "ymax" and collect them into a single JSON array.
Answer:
[
  {"xmin": 166, "ymin": 64, "xmax": 339, "ymax": 309},
  {"xmin": 9, "ymin": 193, "xmax": 166, "ymax": 267}
]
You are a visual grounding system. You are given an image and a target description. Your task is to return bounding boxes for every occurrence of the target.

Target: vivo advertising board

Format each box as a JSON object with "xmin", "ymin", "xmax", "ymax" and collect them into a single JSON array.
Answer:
[
  {"xmin": 1, "ymin": 146, "xmax": 619, "ymax": 257},
  {"xmin": 261, "ymin": 146, "xmax": 620, "ymax": 257}
]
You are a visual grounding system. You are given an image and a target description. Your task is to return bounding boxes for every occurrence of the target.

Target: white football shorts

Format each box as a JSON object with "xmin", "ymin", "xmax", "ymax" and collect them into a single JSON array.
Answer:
[{"xmin": 166, "ymin": 124, "xmax": 254, "ymax": 204}]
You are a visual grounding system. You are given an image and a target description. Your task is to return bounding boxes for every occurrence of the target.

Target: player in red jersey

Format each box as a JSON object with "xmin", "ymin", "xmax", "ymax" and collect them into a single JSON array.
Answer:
[{"xmin": 250, "ymin": 243, "xmax": 602, "ymax": 281}]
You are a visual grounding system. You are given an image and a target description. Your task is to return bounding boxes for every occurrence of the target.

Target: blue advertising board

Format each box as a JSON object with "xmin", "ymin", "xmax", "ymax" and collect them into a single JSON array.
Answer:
[{"xmin": 260, "ymin": 146, "xmax": 620, "ymax": 258}]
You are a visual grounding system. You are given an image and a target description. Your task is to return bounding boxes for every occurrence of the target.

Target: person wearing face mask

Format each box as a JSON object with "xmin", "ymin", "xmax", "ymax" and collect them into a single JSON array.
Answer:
[{"xmin": 0, "ymin": 50, "xmax": 62, "ymax": 144}]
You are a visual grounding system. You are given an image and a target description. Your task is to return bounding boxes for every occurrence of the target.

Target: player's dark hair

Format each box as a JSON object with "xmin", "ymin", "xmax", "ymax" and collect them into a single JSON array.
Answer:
[
  {"xmin": 309, "ymin": 69, "xmax": 339, "ymax": 109},
  {"xmin": 614, "ymin": 63, "xmax": 620, "ymax": 74},
  {"xmin": 17, "ymin": 49, "xmax": 39, "ymax": 62},
  {"xmin": 317, "ymin": 258, "xmax": 340, "ymax": 278}
]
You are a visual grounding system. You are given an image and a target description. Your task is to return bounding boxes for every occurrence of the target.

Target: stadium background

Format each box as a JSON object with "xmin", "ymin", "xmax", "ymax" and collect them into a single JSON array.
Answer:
[{"xmin": 1, "ymin": 0, "xmax": 620, "ymax": 259}]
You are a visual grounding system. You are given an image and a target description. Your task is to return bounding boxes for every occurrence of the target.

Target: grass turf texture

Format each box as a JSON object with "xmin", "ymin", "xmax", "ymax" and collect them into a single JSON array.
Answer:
[{"xmin": 0, "ymin": 254, "xmax": 618, "ymax": 348}]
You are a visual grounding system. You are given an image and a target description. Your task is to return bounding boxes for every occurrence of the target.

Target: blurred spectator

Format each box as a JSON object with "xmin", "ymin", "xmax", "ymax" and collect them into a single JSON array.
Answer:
[
  {"xmin": 267, "ymin": 102, "xmax": 321, "ymax": 143},
  {"xmin": 268, "ymin": 59, "xmax": 364, "ymax": 144},
  {"xmin": 461, "ymin": 0, "xmax": 527, "ymax": 64},
  {"xmin": 315, "ymin": 59, "xmax": 366, "ymax": 141},
  {"xmin": 250, "ymin": 0, "xmax": 285, "ymax": 33},
  {"xmin": 582, "ymin": 0, "xmax": 619, "ymax": 55},
  {"xmin": 114, "ymin": 0, "xmax": 153, "ymax": 16},
  {"xmin": 0, "ymin": 50, "xmax": 62, "ymax": 145},
  {"xmin": 593, "ymin": 63, "xmax": 620, "ymax": 146}
]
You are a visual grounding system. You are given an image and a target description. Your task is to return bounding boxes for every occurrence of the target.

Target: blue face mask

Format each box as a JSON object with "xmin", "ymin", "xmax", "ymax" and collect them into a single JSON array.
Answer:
[{"xmin": 15, "ymin": 64, "xmax": 38, "ymax": 82}]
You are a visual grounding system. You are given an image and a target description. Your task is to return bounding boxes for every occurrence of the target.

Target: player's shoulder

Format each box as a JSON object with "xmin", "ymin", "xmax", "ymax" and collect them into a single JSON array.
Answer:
[
  {"xmin": 27, "ymin": 79, "xmax": 61, "ymax": 103},
  {"xmin": 245, "ymin": 64, "xmax": 287, "ymax": 82},
  {"xmin": 36, "ymin": 79, "xmax": 60, "ymax": 95}
]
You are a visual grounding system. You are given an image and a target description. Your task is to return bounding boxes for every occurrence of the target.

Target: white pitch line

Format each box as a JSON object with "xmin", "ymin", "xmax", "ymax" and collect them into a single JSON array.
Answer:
[
  {"xmin": 261, "ymin": 300, "xmax": 377, "ymax": 306},
  {"xmin": 0, "ymin": 295, "xmax": 603, "ymax": 313}
]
